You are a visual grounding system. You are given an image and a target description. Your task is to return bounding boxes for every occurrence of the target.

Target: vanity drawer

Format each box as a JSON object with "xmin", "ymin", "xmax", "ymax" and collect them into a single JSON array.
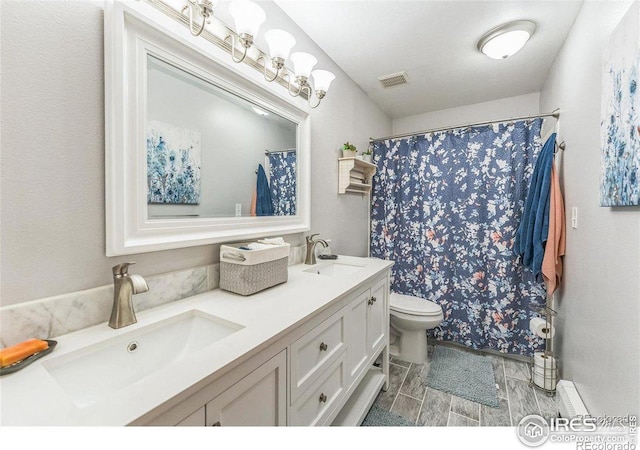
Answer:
[
  {"xmin": 290, "ymin": 312, "xmax": 345, "ymax": 404},
  {"xmin": 289, "ymin": 353, "xmax": 346, "ymax": 426}
]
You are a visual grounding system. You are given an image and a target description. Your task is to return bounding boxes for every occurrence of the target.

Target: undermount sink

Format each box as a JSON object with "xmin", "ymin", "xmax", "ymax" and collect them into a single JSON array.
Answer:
[
  {"xmin": 304, "ymin": 262, "xmax": 365, "ymax": 277},
  {"xmin": 42, "ymin": 310, "xmax": 243, "ymax": 407}
]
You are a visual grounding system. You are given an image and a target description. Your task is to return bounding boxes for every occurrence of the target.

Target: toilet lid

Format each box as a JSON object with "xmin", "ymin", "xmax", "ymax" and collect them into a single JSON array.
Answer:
[{"xmin": 390, "ymin": 293, "xmax": 442, "ymax": 316}]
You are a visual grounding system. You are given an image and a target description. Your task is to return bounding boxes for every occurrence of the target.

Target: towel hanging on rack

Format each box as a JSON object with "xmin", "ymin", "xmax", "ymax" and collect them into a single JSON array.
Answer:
[
  {"xmin": 541, "ymin": 159, "xmax": 566, "ymax": 296},
  {"xmin": 250, "ymin": 187, "xmax": 257, "ymax": 217},
  {"xmin": 256, "ymin": 164, "xmax": 274, "ymax": 216},
  {"xmin": 514, "ymin": 133, "xmax": 556, "ymax": 280}
]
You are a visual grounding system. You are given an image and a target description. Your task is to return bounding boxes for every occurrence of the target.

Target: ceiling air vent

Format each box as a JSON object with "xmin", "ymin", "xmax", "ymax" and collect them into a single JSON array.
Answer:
[{"xmin": 378, "ymin": 71, "xmax": 409, "ymax": 89}]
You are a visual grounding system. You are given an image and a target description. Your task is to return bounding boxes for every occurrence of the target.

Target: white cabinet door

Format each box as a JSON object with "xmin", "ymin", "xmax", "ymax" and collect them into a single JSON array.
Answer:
[
  {"xmin": 345, "ymin": 288, "xmax": 369, "ymax": 382},
  {"xmin": 206, "ymin": 350, "xmax": 287, "ymax": 426},
  {"xmin": 366, "ymin": 279, "xmax": 387, "ymax": 355}
]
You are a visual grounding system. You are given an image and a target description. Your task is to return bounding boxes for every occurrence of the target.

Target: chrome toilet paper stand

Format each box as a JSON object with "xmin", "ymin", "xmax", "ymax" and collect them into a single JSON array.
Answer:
[{"xmin": 529, "ymin": 302, "xmax": 559, "ymax": 395}]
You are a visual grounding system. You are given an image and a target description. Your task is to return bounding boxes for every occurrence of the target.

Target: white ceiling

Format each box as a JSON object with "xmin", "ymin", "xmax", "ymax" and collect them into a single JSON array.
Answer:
[{"xmin": 275, "ymin": 0, "xmax": 584, "ymax": 119}]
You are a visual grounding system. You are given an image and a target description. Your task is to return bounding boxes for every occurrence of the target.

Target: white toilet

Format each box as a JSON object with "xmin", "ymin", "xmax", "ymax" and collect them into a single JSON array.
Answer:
[{"xmin": 389, "ymin": 293, "xmax": 444, "ymax": 364}]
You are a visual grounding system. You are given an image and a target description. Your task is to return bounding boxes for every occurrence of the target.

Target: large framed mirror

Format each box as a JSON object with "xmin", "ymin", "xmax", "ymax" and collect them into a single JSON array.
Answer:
[{"xmin": 105, "ymin": 1, "xmax": 310, "ymax": 256}]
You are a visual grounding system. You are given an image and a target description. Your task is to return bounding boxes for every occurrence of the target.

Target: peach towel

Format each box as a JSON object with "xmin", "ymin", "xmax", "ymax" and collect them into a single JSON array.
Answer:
[
  {"xmin": 542, "ymin": 162, "xmax": 565, "ymax": 296},
  {"xmin": 250, "ymin": 188, "xmax": 257, "ymax": 217}
]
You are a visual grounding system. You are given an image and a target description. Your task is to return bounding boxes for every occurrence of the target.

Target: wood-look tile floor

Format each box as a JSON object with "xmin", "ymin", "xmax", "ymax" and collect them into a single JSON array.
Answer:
[{"xmin": 374, "ymin": 343, "xmax": 557, "ymax": 427}]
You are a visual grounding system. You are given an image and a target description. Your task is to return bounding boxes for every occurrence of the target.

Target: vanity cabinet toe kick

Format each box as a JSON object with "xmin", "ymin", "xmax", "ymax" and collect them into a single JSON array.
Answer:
[{"xmin": 141, "ymin": 271, "xmax": 391, "ymax": 427}]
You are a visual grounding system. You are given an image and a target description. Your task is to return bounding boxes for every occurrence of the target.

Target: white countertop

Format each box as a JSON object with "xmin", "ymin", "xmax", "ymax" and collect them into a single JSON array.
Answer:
[{"xmin": 0, "ymin": 256, "xmax": 392, "ymax": 426}]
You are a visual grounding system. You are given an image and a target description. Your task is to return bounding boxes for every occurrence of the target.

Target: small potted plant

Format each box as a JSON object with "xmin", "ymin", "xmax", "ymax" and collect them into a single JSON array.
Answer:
[
  {"xmin": 362, "ymin": 148, "xmax": 373, "ymax": 163},
  {"xmin": 342, "ymin": 141, "xmax": 357, "ymax": 158}
]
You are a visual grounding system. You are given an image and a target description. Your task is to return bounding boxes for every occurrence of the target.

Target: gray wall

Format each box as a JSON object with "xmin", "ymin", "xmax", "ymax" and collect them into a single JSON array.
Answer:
[
  {"xmin": 0, "ymin": 0, "xmax": 391, "ymax": 306},
  {"xmin": 392, "ymin": 92, "xmax": 540, "ymax": 135},
  {"xmin": 539, "ymin": 1, "xmax": 639, "ymax": 416}
]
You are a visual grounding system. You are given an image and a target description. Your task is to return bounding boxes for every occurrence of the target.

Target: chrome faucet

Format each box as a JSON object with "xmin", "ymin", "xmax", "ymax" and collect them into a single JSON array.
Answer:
[
  {"xmin": 109, "ymin": 262, "xmax": 149, "ymax": 329},
  {"xmin": 305, "ymin": 234, "xmax": 328, "ymax": 265}
]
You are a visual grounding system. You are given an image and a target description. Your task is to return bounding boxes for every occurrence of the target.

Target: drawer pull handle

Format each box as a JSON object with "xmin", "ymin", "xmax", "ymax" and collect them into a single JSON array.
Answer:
[
  {"xmin": 319, "ymin": 393, "xmax": 327, "ymax": 403},
  {"xmin": 211, "ymin": 421, "xmax": 221, "ymax": 426},
  {"xmin": 319, "ymin": 342, "xmax": 328, "ymax": 352},
  {"xmin": 368, "ymin": 296, "xmax": 377, "ymax": 305}
]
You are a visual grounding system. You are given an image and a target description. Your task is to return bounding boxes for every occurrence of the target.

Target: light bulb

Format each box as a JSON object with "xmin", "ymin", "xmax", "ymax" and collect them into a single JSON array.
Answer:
[
  {"xmin": 264, "ymin": 29, "xmax": 296, "ymax": 61},
  {"xmin": 290, "ymin": 52, "xmax": 317, "ymax": 79},
  {"xmin": 229, "ymin": 0, "xmax": 266, "ymax": 37},
  {"xmin": 311, "ymin": 70, "xmax": 335, "ymax": 93}
]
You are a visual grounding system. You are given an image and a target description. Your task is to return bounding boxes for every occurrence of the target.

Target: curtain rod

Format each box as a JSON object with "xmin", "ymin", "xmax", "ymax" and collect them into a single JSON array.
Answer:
[
  {"xmin": 265, "ymin": 148, "xmax": 296, "ymax": 155},
  {"xmin": 369, "ymin": 109, "xmax": 560, "ymax": 143}
]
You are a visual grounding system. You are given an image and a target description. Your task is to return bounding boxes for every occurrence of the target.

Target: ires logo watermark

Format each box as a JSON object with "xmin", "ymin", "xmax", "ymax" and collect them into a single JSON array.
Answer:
[
  {"xmin": 517, "ymin": 415, "xmax": 637, "ymax": 448},
  {"xmin": 518, "ymin": 415, "xmax": 551, "ymax": 446}
]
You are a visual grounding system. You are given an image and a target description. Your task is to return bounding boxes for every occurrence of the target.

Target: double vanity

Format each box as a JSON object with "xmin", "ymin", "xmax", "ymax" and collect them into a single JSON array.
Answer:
[{"xmin": 0, "ymin": 256, "xmax": 392, "ymax": 426}]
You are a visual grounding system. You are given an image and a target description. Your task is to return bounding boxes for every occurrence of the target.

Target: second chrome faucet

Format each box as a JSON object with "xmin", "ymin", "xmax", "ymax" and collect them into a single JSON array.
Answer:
[{"xmin": 109, "ymin": 262, "xmax": 149, "ymax": 329}]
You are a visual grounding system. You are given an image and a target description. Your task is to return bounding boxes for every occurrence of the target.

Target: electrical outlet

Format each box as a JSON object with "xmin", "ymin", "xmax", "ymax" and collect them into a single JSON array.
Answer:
[
  {"xmin": 235, "ymin": 203, "xmax": 242, "ymax": 217},
  {"xmin": 571, "ymin": 207, "xmax": 578, "ymax": 229}
]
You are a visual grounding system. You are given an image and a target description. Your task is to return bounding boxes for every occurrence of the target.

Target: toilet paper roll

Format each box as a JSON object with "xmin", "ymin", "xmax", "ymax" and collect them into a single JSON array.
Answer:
[
  {"xmin": 534, "ymin": 351, "xmax": 557, "ymax": 370},
  {"xmin": 533, "ymin": 365, "xmax": 557, "ymax": 376},
  {"xmin": 529, "ymin": 317, "xmax": 556, "ymax": 339},
  {"xmin": 533, "ymin": 370, "xmax": 557, "ymax": 390}
]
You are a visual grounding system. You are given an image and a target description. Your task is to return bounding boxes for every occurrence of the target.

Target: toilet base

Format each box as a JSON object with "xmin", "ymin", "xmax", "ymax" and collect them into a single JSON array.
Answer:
[{"xmin": 397, "ymin": 329, "xmax": 428, "ymax": 364}]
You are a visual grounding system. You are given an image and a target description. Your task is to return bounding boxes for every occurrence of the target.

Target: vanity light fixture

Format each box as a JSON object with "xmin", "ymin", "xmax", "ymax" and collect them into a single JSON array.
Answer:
[
  {"xmin": 179, "ymin": 0, "xmax": 334, "ymax": 108},
  {"xmin": 285, "ymin": 53, "xmax": 335, "ymax": 108},
  {"xmin": 227, "ymin": 0, "xmax": 266, "ymax": 63},
  {"xmin": 287, "ymin": 51, "xmax": 317, "ymax": 98},
  {"xmin": 261, "ymin": 29, "xmax": 296, "ymax": 82},
  {"xmin": 309, "ymin": 70, "xmax": 335, "ymax": 108},
  {"xmin": 182, "ymin": 0, "xmax": 215, "ymax": 37},
  {"xmin": 477, "ymin": 20, "xmax": 536, "ymax": 60}
]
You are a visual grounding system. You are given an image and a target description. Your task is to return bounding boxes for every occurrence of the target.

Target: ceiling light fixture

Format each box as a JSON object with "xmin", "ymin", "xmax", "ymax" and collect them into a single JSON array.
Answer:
[
  {"xmin": 477, "ymin": 20, "xmax": 536, "ymax": 60},
  {"xmin": 180, "ymin": 0, "xmax": 334, "ymax": 109}
]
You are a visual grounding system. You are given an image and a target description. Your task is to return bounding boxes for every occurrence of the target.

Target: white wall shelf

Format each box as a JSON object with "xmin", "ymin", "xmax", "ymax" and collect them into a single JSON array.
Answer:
[{"xmin": 338, "ymin": 157, "xmax": 376, "ymax": 195}]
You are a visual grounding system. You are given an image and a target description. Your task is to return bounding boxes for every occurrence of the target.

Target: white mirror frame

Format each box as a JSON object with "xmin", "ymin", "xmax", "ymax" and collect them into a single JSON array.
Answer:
[{"xmin": 105, "ymin": 1, "xmax": 310, "ymax": 256}]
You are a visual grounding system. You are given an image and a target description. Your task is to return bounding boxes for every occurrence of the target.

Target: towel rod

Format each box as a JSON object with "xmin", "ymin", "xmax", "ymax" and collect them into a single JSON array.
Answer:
[
  {"xmin": 265, "ymin": 148, "xmax": 296, "ymax": 155},
  {"xmin": 369, "ymin": 109, "xmax": 561, "ymax": 143}
]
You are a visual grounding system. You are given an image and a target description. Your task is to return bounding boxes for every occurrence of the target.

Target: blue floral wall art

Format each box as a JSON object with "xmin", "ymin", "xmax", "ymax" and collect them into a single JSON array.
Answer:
[
  {"xmin": 600, "ymin": 3, "xmax": 640, "ymax": 206},
  {"xmin": 147, "ymin": 120, "xmax": 201, "ymax": 205}
]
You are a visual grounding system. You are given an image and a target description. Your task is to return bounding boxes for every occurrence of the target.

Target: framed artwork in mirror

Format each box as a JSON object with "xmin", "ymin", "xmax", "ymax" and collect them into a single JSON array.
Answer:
[{"xmin": 147, "ymin": 120, "xmax": 202, "ymax": 205}]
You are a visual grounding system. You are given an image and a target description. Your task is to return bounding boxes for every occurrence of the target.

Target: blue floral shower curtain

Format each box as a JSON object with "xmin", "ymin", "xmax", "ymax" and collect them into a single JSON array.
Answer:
[
  {"xmin": 370, "ymin": 119, "xmax": 546, "ymax": 355},
  {"xmin": 268, "ymin": 150, "xmax": 297, "ymax": 215}
]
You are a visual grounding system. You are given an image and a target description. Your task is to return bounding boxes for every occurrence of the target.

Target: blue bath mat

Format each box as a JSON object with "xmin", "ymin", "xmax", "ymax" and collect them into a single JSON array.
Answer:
[
  {"xmin": 426, "ymin": 345, "xmax": 499, "ymax": 408},
  {"xmin": 361, "ymin": 404, "xmax": 415, "ymax": 426}
]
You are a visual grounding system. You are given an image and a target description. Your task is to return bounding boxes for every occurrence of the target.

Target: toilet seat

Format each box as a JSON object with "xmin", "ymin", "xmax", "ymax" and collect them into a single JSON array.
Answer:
[{"xmin": 390, "ymin": 293, "xmax": 442, "ymax": 316}]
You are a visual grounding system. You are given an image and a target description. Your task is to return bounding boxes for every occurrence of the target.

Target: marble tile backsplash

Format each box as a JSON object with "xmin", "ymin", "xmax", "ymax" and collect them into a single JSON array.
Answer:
[
  {"xmin": 134, "ymin": 266, "xmax": 209, "ymax": 312},
  {"xmin": 0, "ymin": 245, "xmax": 306, "ymax": 348}
]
